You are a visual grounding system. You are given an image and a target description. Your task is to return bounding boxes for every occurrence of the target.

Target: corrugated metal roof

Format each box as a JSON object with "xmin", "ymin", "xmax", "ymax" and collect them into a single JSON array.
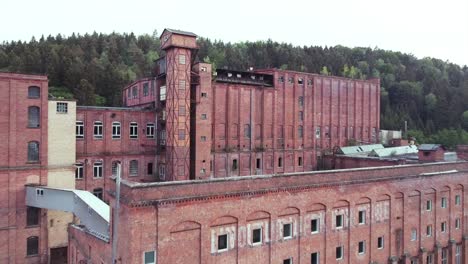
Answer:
[
  {"xmin": 338, "ymin": 144, "xmax": 384, "ymax": 155},
  {"xmin": 369, "ymin": 145, "xmax": 418, "ymax": 157},
  {"xmin": 163, "ymin": 28, "xmax": 197, "ymax": 37},
  {"xmin": 418, "ymin": 144, "xmax": 442, "ymax": 151}
]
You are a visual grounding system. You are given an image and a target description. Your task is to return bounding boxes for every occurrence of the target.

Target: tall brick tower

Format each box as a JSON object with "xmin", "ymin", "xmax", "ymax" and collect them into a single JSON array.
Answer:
[{"xmin": 159, "ymin": 29, "xmax": 198, "ymax": 181}]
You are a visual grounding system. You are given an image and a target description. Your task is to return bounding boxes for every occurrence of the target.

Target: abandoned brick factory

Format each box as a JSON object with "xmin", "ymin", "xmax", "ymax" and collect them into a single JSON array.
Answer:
[{"xmin": 1, "ymin": 28, "xmax": 468, "ymax": 264}]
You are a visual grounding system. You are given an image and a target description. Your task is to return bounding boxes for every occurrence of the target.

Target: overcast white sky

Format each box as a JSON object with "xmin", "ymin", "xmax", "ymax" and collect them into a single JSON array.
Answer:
[{"xmin": 2, "ymin": 0, "xmax": 468, "ymax": 66}]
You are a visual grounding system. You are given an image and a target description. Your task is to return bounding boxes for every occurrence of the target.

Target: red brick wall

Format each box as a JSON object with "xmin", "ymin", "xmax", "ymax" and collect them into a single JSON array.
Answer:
[
  {"xmin": 71, "ymin": 162, "xmax": 468, "ymax": 264},
  {"xmin": 0, "ymin": 73, "xmax": 49, "ymax": 263},
  {"xmin": 209, "ymin": 70, "xmax": 380, "ymax": 177},
  {"xmin": 419, "ymin": 149, "xmax": 445, "ymax": 162},
  {"xmin": 122, "ymin": 78, "xmax": 157, "ymax": 107},
  {"xmin": 75, "ymin": 107, "xmax": 157, "ymax": 197}
]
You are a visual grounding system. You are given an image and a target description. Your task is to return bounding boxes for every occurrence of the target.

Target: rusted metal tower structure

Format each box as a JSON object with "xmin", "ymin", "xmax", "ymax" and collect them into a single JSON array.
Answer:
[{"xmin": 158, "ymin": 29, "xmax": 198, "ymax": 181}]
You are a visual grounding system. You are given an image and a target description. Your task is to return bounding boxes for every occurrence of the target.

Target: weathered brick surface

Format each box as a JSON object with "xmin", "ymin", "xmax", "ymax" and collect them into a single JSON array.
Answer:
[
  {"xmin": 69, "ymin": 161, "xmax": 468, "ymax": 264},
  {"xmin": 0, "ymin": 73, "xmax": 49, "ymax": 263}
]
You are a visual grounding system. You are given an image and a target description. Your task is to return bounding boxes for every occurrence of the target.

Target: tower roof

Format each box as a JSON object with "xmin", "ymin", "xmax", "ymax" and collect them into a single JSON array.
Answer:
[{"xmin": 161, "ymin": 28, "xmax": 197, "ymax": 38}]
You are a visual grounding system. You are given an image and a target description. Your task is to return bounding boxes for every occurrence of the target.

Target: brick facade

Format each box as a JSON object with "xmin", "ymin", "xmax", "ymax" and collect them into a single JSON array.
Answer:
[{"xmin": 69, "ymin": 161, "xmax": 468, "ymax": 264}]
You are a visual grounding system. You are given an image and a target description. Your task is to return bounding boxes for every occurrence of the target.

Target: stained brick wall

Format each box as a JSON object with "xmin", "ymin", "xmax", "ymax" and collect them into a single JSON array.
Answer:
[
  {"xmin": 0, "ymin": 73, "xmax": 49, "ymax": 263},
  {"xmin": 69, "ymin": 161, "xmax": 468, "ymax": 264}
]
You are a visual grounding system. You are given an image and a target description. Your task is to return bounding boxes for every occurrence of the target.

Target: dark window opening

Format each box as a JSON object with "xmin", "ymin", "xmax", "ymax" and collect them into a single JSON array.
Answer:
[
  {"xmin": 147, "ymin": 163, "xmax": 153, "ymax": 175},
  {"xmin": 256, "ymin": 158, "xmax": 261, "ymax": 169},
  {"xmin": 278, "ymin": 157, "xmax": 283, "ymax": 167},
  {"xmin": 26, "ymin": 206, "xmax": 40, "ymax": 226},
  {"xmin": 232, "ymin": 159, "xmax": 238, "ymax": 170},
  {"xmin": 28, "ymin": 106, "xmax": 40, "ymax": 127},
  {"xmin": 27, "ymin": 236, "xmax": 39, "ymax": 256},
  {"xmin": 218, "ymin": 234, "xmax": 228, "ymax": 251},
  {"xmin": 252, "ymin": 228, "xmax": 262, "ymax": 244},
  {"xmin": 298, "ymin": 157, "xmax": 303, "ymax": 166},
  {"xmin": 93, "ymin": 188, "xmax": 103, "ymax": 200}
]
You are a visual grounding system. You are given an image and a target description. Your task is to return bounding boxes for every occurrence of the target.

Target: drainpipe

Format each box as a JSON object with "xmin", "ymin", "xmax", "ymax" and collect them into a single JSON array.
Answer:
[{"xmin": 111, "ymin": 162, "xmax": 121, "ymax": 263}]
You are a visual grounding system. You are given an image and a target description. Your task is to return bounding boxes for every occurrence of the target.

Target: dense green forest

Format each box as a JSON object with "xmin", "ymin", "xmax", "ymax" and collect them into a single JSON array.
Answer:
[{"xmin": 1, "ymin": 31, "xmax": 467, "ymax": 148}]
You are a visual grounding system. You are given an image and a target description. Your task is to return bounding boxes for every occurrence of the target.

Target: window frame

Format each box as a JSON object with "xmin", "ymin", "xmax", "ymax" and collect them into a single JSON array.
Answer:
[
  {"xmin": 28, "ymin": 106, "xmax": 40, "ymax": 128},
  {"xmin": 93, "ymin": 121, "xmax": 103, "ymax": 139},
  {"xmin": 75, "ymin": 163, "xmax": 84, "ymax": 179},
  {"xmin": 336, "ymin": 246, "xmax": 344, "ymax": 260},
  {"xmin": 146, "ymin": 123, "xmax": 155, "ymax": 139},
  {"xmin": 335, "ymin": 214, "xmax": 344, "ymax": 229},
  {"xmin": 143, "ymin": 250, "xmax": 156, "ymax": 264},
  {"xmin": 26, "ymin": 236, "xmax": 39, "ymax": 256},
  {"xmin": 129, "ymin": 160, "xmax": 138, "ymax": 177},
  {"xmin": 377, "ymin": 236, "xmax": 384, "ymax": 249},
  {"xmin": 358, "ymin": 210, "xmax": 366, "ymax": 225},
  {"xmin": 93, "ymin": 161, "xmax": 103, "ymax": 178},
  {"xmin": 130, "ymin": 122, "xmax": 138, "ymax": 139},
  {"xmin": 283, "ymin": 223, "xmax": 293, "ymax": 239},
  {"xmin": 76, "ymin": 121, "xmax": 84, "ymax": 139},
  {"xmin": 252, "ymin": 227, "xmax": 262, "ymax": 245},
  {"xmin": 56, "ymin": 102, "xmax": 68, "ymax": 113},
  {"xmin": 27, "ymin": 141, "xmax": 40, "ymax": 162},
  {"xmin": 26, "ymin": 206, "xmax": 40, "ymax": 227},
  {"xmin": 28, "ymin": 86, "xmax": 40, "ymax": 99},
  {"xmin": 311, "ymin": 218, "xmax": 320, "ymax": 234},
  {"xmin": 112, "ymin": 122, "xmax": 121, "ymax": 139},
  {"xmin": 358, "ymin": 240, "xmax": 365, "ymax": 255},
  {"xmin": 217, "ymin": 234, "xmax": 228, "ymax": 252}
]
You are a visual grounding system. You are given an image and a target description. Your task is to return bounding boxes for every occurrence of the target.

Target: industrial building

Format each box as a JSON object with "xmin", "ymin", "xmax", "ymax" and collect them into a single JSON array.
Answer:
[{"xmin": 0, "ymin": 29, "xmax": 467, "ymax": 264}]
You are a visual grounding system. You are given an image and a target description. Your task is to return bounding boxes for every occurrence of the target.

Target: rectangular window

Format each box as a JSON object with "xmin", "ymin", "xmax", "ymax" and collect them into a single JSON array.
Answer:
[
  {"xmin": 76, "ymin": 121, "xmax": 84, "ymax": 139},
  {"xmin": 283, "ymin": 258, "xmax": 292, "ymax": 264},
  {"xmin": 455, "ymin": 195, "xmax": 461, "ymax": 205},
  {"xmin": 377, "ymin": 236, "xmax": 384, "ymax": 249},
  {"xmin": 93, "ymin": 162, "xmax": 103, "ymax": 178},
  {"xmin": 201, "ymin": 136, "xmax": 207, "ymax": 142},
  {"xmin": 94, "ymin": 121, "xmax": 103, "ymax": 139},
  {"xmin": 112, "ymin": 122, "xmax": 121, "ymax": 139},
  {"xmin": 56, "ymin": 102, "xmax": 68, "ymax": 113},
  {"xmin": 256, "ymin": 158, "xmax": 261, "ymax": 169},
  {"xmin": 426, "ymin": 225, "xmax": 432, "ymax": 237},
  {"xmin": 146, "ymin": 123, "xmax": 155, "ymax": 138},
  {"xmin": 201, "ymin": 113, "xmax": 207, "ymax": 120},
  {"xmin": 336, "ymin": 246, "xmax": 343, "ymax": 260},
  {"xmin": 252, "ymin": 228, "xmax": 262, "ymax": 245},
  {"xmin": 217, "ymin": 234, "xmax": 228, "ymax": 251},
  {"xmin": 298, "ymin": 78, "xmax": 303, "ymax": 85},
  {"xmin": 298, "ymin": 157, "xmax": 303, "ymax": 166},
  {"xmin": 426, "ymin": 254, "xmax": 433, "ymax": 264},
  {"xmin": 298, "ymin": 126, "xmax": 303, "ymax": 138},
  {"xmin": 441, "ymin": 248, "xmax": 448, "ymax": 264},
  {"xmin": 179, "ymin": 54, "xmax": 186, "ymax": 65},
  {"xmin": 143, "ymin": 83, "xmax": 149, "ymax": 96},
  {"xmin": 178, "ymin": 129, "xmax": 186, "ymax": 140},
  {"xmin": 179, "ymin": 79, "xmax": 186, "ymax": 90},
  {"xmin": 336, "ymin": 214, "xmax": 343, "ymax": 229},
  {"xmin": 311, "ymin": 218, "xmax": 319, "ymax": 233},
  {"xmin": 426, "ymin": 200, "xmax": 432, "ymax": 211},
  {"xmin": 132, "ymin": 86, "xmax": 138, "ymax": 99},
  {"xmin": 358, "ymin": 210, "xmax": 366, "ymax": 224},
  {"xmin": 75, "ymin": 163, "xmax": 84, "ymax": 179},
  {"xmin": 441, "ymin": 197, "xmax": 447, "ymax": 208},
  {"xmin": 244, "ymin": 124, "xmax": 251, "ymax": 138},
  {"xmin": 298, "ymin": 111, "xmax": 304, "ymax": 121},
  {"xmin": 93, "ymin": 188, "xmax": 103, "ymax": 200},
  {"xmin": 358, "ymin": 241, "xmax": 365, "ymax": 254},
  {"xmin": 456, "ymin": 245, "xmax": 461, "ymax": 264},
  {"xmin": 315, "ymin": 127, "xmax": 321, "ymax": 139},
  {"xmin": 144, "ymin": 251, "xmax": 156, "ymax": 264},
  {"xmin": 298, "ymin": 96, "xmax": 304, "ymax": 107},
  {"xmin": 26, "ymin": 206, "xmax": 40, "ymax": 226},
  {"xmin": 441, "ymin": 221, "xmax": 447, "ymax": 233},
  {"xmin": 232, "ymin": 159, "xmax": 238, "ymax": 170},
  {"xmin": 283, "ymin": 223, "xmax": 292, "ymax": 239},
  {"xmin": 147, "ymin": 163, "xmax": 153, "ymax": 175},
  {"xmin": 179, "ymin": 106, "xmax": 186, "ymax": 116},
  {"xmin": 201, "ymin": 92, "xmax": 207, "ymax": 98},
  {"xmin": 311, "ymin": 252, "xmax": 319, "ymax": 264},
  {"xmin": 278, "ymin": 157, "xmax": 283, "ymax": 168},
  {"xmin": 159, "ymin": 165, "xmax": 166, "ymax": 180},
  {"xmin": 411, "ymin": 228, "xmax": 417, "ymax": 241},
  {"xmin": 456, "ymin": 218, "xmax": 461, "ymax": 229},
  {"xmin": 130, "ymin": 122, "xmax": 138, "ymax": 139}
]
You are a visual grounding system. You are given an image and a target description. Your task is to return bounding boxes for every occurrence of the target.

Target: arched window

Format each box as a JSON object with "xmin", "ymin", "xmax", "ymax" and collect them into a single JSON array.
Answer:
[
  {"xmin": 27, "ymin": 236, "xmax": 39, "ymax": 256},
  {"xmin": 28, "ymin": 141, "xmax": 39, "ymax": 162},
  {"xmin": 28, "ymin": 106, "xmax": 40, "ymax": 127},
  {"xmin": 28, "ymin": 86, "xmax": 40, "ymax": 98},
  {"xmin": 129, "ymin": 160, "xmax": 138, "ymax": 176}
]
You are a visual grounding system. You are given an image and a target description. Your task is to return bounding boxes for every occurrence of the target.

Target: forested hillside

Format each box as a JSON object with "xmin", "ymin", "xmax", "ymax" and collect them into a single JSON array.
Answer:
[{"xmin": 1, "ymin": 31, "xmax": 467, "ymax": 147}]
